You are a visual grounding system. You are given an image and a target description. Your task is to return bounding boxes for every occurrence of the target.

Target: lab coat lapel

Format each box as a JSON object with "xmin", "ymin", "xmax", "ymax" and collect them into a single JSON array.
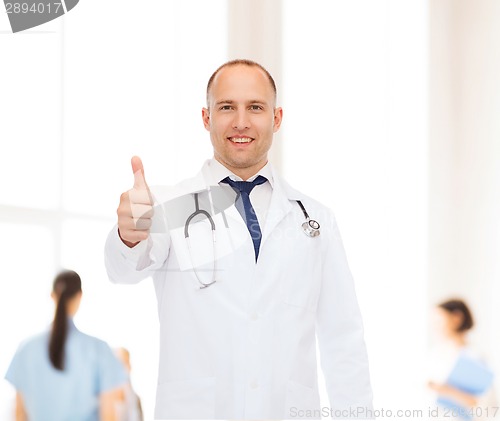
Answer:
[
  {"xmin": 182, "ymin": 161, "xmax": 213, "ymax": 194},
  {"xmin": 260, "ymin": 169, "xmax": 294, "ymax": 246}
]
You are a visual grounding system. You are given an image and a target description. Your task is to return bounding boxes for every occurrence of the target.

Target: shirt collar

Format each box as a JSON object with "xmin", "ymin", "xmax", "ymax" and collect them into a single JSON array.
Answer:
[
  {"xmin": 68, "ymin": 317, "xmax": 77, "ymax": 332},
  {"xmin": 208, "ymin": 157, "xmax": 274, "ymax": 188},
  {"xmin": 49, "ymin": 317, "xmax": 78, "ymax": 334}
]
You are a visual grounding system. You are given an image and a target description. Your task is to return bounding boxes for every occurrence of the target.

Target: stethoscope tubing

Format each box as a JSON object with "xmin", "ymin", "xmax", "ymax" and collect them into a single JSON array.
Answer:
[{"xmin": 184, "ymin": 192, "xmax": 320, "ymax": 289}]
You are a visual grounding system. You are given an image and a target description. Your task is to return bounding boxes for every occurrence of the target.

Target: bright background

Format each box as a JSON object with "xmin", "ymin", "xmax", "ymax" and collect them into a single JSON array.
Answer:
[{"xmin": 1, "ymin": 1, "xmax": 500, "ymax": 420}]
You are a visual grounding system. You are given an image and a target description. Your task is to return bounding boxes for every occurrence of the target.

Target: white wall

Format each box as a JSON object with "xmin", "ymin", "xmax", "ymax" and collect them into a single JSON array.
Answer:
[
  {"xmin": 282, "ymin": 0, "xmax": 428, "ymax": 413},
  {"xmin": 429, "ymin": 0, "xmax": 500, "ymax": 394}
]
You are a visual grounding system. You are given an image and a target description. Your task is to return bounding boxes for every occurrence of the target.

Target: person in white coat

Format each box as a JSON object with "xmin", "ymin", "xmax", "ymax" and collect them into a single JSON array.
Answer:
[{"xmin": 104, "ymin": 59, "xmax": 373, "ymax": 420}]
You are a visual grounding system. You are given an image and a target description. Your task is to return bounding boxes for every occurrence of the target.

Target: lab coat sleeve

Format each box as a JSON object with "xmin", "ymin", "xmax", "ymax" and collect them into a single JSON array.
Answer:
[
  {"xmin": 104, "ymin": 225, "xmax": 171, "ymax": 284},
  {"xmin": 315, "ymin": 213, "xmax": 374, "ymax": 419}
]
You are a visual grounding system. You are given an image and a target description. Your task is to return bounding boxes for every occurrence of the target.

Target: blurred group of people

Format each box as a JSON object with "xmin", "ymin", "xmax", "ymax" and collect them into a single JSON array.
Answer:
[
  {"xmin": 4, "ymin": 270, "xmax": 143, "ymax": 421},
  {"xmin": 3, "ymin": 269, "xmax": 498, "ymax": 420}
]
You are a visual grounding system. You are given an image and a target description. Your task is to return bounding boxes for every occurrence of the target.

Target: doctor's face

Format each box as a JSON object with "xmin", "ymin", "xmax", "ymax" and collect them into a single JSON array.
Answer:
[{"xmin": 202, "ymin": 65, "xmax": 283, "ymax": 180}]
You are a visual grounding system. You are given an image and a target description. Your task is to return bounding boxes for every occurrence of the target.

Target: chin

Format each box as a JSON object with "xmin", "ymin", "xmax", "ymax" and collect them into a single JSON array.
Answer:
[{"xmin": 228, "ymin": 160, "xmax": 253, "ymax": 169}]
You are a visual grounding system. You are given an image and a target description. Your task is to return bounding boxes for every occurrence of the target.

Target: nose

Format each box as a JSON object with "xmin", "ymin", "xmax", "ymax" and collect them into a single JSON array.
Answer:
[{"xmin": 232, "ymin": 109, "xmax": 251, "ymax": 130}]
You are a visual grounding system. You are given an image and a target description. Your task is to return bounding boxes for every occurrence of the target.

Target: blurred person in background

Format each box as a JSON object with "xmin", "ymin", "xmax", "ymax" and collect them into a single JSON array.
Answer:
[
  {"xmin": 114, "ymin": 347, "xmax": 143, "ymax": 421},
  {"xmin": 428, "ymin": 299, "xmax": 497, "ymax": 420},
  {"xmin": 4, "ymin": 270, "xmax": 127, "ymax": 421}
]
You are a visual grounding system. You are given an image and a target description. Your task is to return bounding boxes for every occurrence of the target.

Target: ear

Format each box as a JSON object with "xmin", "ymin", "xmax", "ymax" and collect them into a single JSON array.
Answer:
[
  {"xmin": 273, "ymin": 107, "xmax": 283, "ymax": 133},
  {"xmin": 202, "ymin": 107, "xmax": 211, "ymax": 131}
]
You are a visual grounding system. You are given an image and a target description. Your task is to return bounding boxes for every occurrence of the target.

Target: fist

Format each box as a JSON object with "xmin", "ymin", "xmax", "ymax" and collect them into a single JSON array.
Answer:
[{"xmin": 117, "ymin": 156, "xmax": 154, "ymax": 247}]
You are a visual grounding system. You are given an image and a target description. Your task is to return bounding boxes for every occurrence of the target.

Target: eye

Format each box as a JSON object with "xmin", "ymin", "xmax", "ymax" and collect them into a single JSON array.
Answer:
[
  {"xmin": 219, "ymin": 105, "xmax": 233, "ymax": 111},
  {"xmin": 249, "ymin": 105, "xmax": 264, "ymax": 111}
]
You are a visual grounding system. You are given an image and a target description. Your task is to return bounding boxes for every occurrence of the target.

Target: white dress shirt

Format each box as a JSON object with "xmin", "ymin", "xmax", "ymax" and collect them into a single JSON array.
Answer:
[{"xmin": 207, "ymin": 157, "xmax": 273, "ymax": 232}]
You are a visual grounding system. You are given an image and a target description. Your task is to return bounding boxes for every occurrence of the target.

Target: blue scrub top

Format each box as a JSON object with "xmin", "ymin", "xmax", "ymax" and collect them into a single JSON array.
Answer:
[{"xmin": 5, "ymin": 319, "xmax": 127, "ymax": 421}]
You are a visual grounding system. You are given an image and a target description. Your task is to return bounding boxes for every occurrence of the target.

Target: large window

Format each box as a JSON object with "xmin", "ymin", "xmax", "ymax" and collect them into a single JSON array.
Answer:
[{"xmin": 0, "ymin": 1, "xmax": 227, "ymax": 418}]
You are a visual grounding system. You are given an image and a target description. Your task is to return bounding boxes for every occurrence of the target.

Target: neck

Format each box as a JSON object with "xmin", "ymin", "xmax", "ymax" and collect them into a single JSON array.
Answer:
[
  {"xmin": 214, "ymin": 156, "xmax": 268, "ymax": 181},
  {"xmin": 448, "ymin": 332, "xmax": 467, "ymax": 347}
]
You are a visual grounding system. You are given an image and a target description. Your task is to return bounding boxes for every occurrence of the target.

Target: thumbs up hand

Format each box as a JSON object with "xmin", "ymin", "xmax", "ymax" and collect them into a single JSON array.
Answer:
[{"xmin": 117, "ymin": 156, "xmax": 154, "ymax": 247}]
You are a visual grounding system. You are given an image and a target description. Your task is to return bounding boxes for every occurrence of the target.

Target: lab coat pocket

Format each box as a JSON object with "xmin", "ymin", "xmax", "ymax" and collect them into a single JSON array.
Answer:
[
  {"xmin": 285, "ymin": 380, "xmax": 321, "ymax": 420},
  {"xmin": 155, "ymin": 376, "xmax": 216, "ymax": 419}
]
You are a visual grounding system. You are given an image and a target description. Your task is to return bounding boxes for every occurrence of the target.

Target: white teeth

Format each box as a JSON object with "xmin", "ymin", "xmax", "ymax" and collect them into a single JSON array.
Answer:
[{"xmin": 230, "ymin": 137, "xmax": 253, "ymax": 143}]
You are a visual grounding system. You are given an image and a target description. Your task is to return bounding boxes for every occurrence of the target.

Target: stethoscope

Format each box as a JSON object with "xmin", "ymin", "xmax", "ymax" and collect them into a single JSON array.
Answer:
[{"xmin": 185, "ymin": 190, "xmax": 320, "ymax": 289}]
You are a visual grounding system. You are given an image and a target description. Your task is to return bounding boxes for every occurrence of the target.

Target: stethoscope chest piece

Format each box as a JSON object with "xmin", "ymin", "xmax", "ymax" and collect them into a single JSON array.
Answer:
[
  {"xmin": 296, "ymin": 200, "xmax": 320, "ymax": 237},
  {"xmin": 302, "ymin": 219, "xmax": 320, "ymax": 237}
]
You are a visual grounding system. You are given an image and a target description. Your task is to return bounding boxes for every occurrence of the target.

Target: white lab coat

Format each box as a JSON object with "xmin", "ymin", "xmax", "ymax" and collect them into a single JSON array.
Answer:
[{"xmin": 105, "ymin": 160, "xmax": 373, "ymax": 420}]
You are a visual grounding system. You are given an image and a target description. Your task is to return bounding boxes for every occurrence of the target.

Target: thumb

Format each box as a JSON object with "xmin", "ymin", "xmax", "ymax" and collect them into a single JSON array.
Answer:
[{"xmin": 131, "ymin": 156, "xmax": 148, "ymax": 189}]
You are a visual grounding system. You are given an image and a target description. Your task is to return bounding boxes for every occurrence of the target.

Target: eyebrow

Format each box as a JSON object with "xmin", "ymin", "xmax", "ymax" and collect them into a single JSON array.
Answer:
[{"xmin": 215, "ymin": 100, "xmax": 268, "ymax": 106}]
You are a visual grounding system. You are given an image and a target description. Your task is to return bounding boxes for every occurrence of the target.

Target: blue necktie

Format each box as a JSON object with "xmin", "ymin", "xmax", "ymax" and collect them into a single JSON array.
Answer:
[{"xmin": 222, "ymin": 175, "xmax": 267, "ymax": 261}]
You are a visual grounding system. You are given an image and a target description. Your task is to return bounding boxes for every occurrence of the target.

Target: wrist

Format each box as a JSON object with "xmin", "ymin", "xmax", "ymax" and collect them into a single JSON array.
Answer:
[{"xmin": 118, "ymin": 228, "xmax": 140, "ymax": 248}]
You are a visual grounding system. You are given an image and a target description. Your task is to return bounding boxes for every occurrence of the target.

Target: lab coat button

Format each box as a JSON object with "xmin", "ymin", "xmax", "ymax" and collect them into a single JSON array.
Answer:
[
  {"xmin": 250, "ymin": 379, "xmax": 259, "ymax": 389},
  {"xmin": 250, "ymin": 312, "xmax": 259, "ymax": 321}
]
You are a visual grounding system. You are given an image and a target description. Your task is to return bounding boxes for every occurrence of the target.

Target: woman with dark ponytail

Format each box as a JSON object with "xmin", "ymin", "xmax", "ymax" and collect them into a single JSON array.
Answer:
[
  {"xmin": 5, "ymin": 270, "xmax": 127, "ymax": 421},
  {"xmin": 50, "ymin": 270, "xmax": 83, "ymax": 371}
]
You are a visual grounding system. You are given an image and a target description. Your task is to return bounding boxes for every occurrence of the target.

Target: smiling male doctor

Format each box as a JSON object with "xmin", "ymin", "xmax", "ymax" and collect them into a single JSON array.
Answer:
[{"xmin": 105, "ymin": 59, "xmax": 373, "ymax": 419}]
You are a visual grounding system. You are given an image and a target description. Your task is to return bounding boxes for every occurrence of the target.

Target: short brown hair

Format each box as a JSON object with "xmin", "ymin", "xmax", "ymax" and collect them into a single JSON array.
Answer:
[
  {"xmin": 438, "ymin": 299, "xmax": 474, "ymax": 332},
  {"xmin": 206, "ymin": 59, "xmax": 277, "ymax": 107}
]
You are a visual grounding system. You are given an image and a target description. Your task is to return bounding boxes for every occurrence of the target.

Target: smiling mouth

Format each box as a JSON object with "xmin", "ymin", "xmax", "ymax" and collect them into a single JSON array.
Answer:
[{"xmin": 228, "ymin": 137, "xmax": 254, "ymax": 144}]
